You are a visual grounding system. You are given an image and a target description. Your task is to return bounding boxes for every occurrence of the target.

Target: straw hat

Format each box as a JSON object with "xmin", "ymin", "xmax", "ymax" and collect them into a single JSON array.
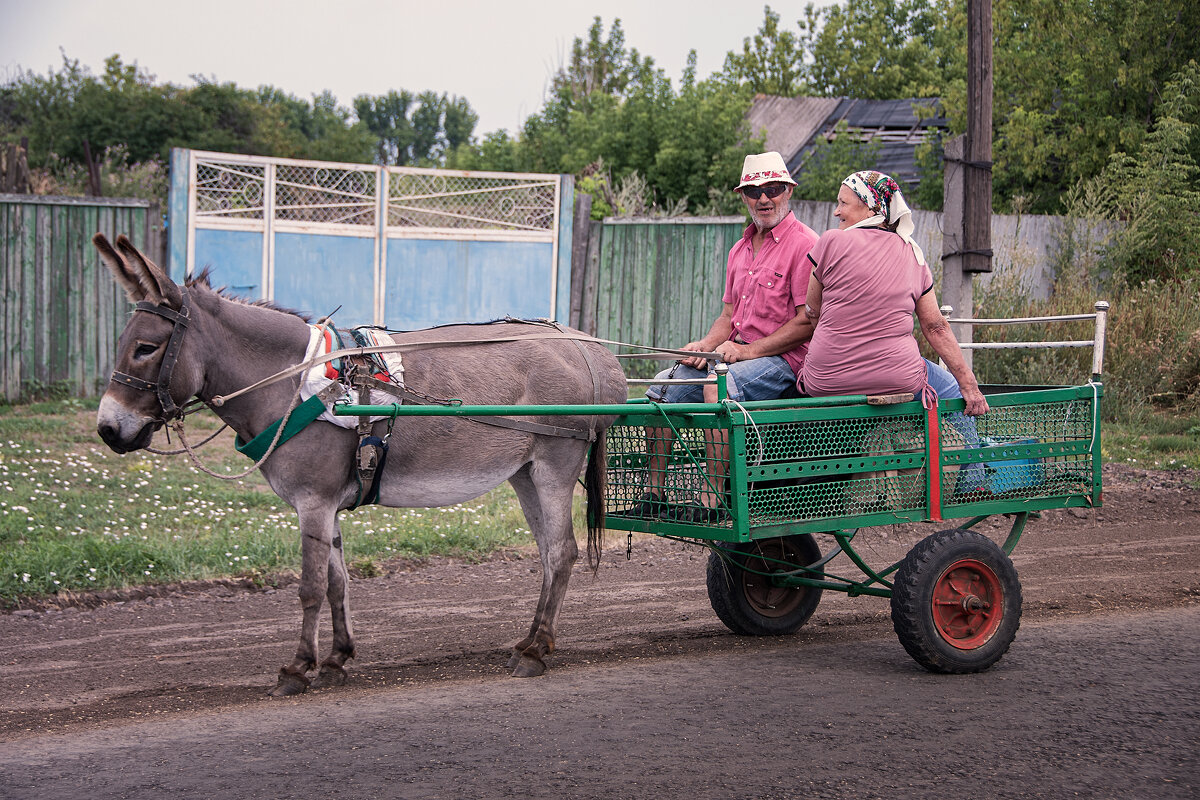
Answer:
[{"xmin": 735, "ymin": 152, "xmax": 797, "ymax": 190}]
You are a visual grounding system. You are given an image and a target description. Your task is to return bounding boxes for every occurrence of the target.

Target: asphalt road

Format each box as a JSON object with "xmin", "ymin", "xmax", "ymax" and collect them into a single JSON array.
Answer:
[{"xmin": 1, "ymin": 605, "xmax": 1196, "ymax": 800}]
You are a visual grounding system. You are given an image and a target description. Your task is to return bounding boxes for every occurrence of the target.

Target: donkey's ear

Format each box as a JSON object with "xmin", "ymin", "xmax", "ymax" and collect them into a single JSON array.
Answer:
[
  {"xmin": 93, "ymin": 233, "xmax": 145, "ymax": 303},
  {"xmin": 115, "ymin": 234, "xmax": 183, "ymax": 309}
]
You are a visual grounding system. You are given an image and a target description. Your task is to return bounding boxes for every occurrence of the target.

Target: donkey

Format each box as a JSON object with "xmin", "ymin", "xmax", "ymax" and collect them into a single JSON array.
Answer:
[{"xmin": 93, "ymin": 234, "xmax": 627, "ymax": 696}]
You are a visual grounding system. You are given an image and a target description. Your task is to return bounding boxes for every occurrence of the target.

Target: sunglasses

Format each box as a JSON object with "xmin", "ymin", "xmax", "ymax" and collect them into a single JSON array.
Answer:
[{"xmin": 741, "ymin": 183, "xmax": 788, "ymax": 200}]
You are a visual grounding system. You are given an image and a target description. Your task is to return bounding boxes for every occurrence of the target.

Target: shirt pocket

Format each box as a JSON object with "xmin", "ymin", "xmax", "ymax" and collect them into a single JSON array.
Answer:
[{"xmin": 753, "ymin": 271, "xmax": 792, "ymax": 323}]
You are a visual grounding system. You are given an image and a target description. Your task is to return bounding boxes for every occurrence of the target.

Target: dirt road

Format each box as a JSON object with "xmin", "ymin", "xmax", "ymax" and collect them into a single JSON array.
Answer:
[{"xmin": 0, "ymin": 464, "xmax": 1197, "ymax": 798}]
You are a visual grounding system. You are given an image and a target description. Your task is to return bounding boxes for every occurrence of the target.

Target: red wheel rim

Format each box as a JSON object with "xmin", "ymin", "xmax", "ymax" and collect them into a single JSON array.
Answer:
[{"xmin": 930, "ymin": 558, "xmax": 1004, "ymax": 650}]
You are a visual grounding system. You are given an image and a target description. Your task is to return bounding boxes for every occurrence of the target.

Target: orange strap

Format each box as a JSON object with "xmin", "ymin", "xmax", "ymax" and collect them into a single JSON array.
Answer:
[{"xmin": 321, "ymin": 327, "xmax": 339, "ymax": 381}]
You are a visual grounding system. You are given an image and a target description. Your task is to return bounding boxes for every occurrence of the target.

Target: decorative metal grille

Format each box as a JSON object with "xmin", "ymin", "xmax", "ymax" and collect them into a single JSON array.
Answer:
[
  {"xmin": 195, "ymin": 160, "xmax": 266, "ymax": 220},
  {"xmin": 275, "ymin": 164, "xmax": 377, "ymax": 226},
  {"xmin": 387, "ymin": 170, "xmax": 557, "ymax": 232}
]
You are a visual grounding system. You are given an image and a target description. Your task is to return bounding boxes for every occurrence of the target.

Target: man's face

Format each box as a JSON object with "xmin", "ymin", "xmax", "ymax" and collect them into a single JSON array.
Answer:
[{"xmin": 740, "ymin": 182, "xmax": 792, "ymax": 232}]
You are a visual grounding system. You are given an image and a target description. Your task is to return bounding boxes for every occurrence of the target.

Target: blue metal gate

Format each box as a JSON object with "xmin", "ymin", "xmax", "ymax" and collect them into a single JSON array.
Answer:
[{"xmin": 166, "ymin": 149, "xmax": 573, "ymax": 328}]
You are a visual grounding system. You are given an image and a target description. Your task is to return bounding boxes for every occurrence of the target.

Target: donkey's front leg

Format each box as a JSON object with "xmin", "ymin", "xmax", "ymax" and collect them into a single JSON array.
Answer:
[
  {"xmin": 269, "ymin": 509, "xmax": 336, "ymax": 697},
  {"xmin": 311, "ymin": 517, "xmax": 355, "ymax": 689}
]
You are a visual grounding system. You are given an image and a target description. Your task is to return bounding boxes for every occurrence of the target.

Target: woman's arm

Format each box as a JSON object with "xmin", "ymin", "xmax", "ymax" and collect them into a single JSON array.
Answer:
[{"xmin": 915, "ymin": 292, "xmax": 990, "ymax": 416}]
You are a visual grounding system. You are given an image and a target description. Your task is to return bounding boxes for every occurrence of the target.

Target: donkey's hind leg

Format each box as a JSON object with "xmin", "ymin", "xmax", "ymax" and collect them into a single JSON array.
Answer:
[
  {"xmin": 506, "ymin": 455, "xmax": 583, "ymax": 677},
  {"xmin": 312, "ymin": 517, "xmax": 356, "ymax": 689}
]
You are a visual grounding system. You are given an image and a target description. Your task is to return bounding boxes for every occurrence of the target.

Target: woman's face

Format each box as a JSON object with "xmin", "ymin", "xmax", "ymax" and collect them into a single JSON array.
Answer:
[{"xmin": 834, "ymin": 185, "xmax": 874, "ymax": 230}]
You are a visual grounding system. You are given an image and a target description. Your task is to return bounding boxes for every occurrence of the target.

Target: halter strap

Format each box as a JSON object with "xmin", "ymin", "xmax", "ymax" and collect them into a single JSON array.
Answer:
[{"xmin": 110, "ymin": 289, "xmax": 191, "ymax": 421}]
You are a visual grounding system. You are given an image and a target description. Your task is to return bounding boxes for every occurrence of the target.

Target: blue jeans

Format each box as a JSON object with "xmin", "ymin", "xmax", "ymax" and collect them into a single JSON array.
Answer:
[
  {"xmin": 646, "ymin": 356, "xmax": 799, "ymax": 403},
  {"xmin": 926, "ymin": 359, "xmax": 985, "ymax": 491}
]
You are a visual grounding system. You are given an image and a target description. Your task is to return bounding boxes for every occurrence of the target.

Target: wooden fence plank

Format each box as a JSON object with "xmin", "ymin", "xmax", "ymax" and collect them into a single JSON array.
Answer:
[
  {"xmin": 0, "ymin": 195, "xmax": 150, "ymax": 401},
  {"xmin": 1, "ymin": 204, "xmax": 17, "ymax": 398}
]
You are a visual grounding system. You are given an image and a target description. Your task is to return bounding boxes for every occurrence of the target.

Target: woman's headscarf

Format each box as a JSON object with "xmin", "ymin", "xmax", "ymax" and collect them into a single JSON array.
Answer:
[{"xmin": 841, "ymin": 171, "xmax": 926, "ymax": 266}]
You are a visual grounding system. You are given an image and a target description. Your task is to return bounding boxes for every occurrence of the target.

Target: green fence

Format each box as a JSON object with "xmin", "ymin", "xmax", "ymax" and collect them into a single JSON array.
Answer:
[
  {"xmin": 578, "ymin": 217, "xmax": 746, "ymax": 378},
  {"xmin": 0, "ymin": 194, "xmax": 157, "ymax": 402}
]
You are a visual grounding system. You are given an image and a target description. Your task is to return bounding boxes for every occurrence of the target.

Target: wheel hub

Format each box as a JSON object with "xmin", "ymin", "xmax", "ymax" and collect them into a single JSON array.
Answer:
[{"xmin": 931, "ymin": 558, "xmax": 1004, "ymax": 650}]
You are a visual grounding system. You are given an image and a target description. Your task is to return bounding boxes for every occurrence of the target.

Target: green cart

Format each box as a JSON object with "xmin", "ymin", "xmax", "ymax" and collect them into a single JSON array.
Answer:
[
  {"xmin": 602, "ymin": 376, "xmax": 1101, "ymax": 673},
  {"xmin": 337, "ymin": 304, "xmax": 1108, "ymax": 674}
]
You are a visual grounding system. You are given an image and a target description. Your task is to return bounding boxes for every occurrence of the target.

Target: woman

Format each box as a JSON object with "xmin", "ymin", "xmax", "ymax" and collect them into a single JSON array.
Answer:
[{"xmin": 799, "ymin": 170, "xmax": 989, "ymax": 417}]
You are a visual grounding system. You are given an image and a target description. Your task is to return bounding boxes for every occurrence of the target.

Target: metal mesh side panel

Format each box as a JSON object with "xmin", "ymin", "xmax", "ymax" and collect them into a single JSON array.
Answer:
[
  {"xmin": 744, "ymin": 411, "xmax": 927, "ymax": 524},
  {"xmin": 605, "ymin": 422, "xmax": 731, "ymax": 527},
  {"xmin": 941, "ymin": 396, "xmax": 1096, "ymax": 505}
]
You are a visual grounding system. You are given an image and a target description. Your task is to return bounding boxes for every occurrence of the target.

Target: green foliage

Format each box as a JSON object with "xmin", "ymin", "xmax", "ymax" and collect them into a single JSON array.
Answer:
[
  {"xmin": 802, "ymin": 0, "xmax": 955, "ymax": 99},
  {"xmin": 722, "ymin": 5, "xmax": 807, "ymax": 96},
  {"xmin": 455, "ymin": 18, "xmax": 760, "ymax": 216},
  {"xmin": 791, "ymin": 120, "xmax": 883, "ymax": 202},
  {"xmin": 970, "ymin": 240, "xmax": 1200, "ymax": 420},
  {"xmin": 1093, "ymin": 61, "xmax": 1200, "ymax": 284},
  {"xmin": 985, "ymin": 0, "xmax": 1200, "ymax": 213},
  {"xmin": 0, "ymin": 52, "xmax": 473, "ymax": 189}
]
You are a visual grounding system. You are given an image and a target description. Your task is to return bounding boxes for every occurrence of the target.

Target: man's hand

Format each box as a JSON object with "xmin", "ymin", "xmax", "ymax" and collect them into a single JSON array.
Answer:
[
  {"xmin": 713, "ymin": 340, "xmax": 751, "ymax": 364},
  {"xmin": 678, "ymin": 340, "xmax": 713, "ymax": 370}
]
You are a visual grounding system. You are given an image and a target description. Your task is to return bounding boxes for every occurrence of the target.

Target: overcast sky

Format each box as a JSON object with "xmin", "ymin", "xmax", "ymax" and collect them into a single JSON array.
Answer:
[{"xmin": 1, "ymin": 0, "xmax": 828, "ymax": 136}]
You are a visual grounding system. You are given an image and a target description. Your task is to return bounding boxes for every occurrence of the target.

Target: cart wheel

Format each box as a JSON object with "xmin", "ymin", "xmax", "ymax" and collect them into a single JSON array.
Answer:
[
  {"xmin": 706, "ymin": 535, "xmax": 823, "ymax": 636},
  {"xmin": 891, "ymin": 528, "xmax": 1022, "ymax": 673}
]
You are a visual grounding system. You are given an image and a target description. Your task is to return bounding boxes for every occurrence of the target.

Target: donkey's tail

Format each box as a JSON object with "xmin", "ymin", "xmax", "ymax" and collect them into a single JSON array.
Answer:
[{"xmin": 584, "ymin": 430, "xmax": 608, "ymax": 574}]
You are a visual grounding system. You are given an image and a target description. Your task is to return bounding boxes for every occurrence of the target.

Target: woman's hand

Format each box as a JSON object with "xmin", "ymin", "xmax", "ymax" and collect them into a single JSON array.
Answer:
[{"xmin": 961, "ymin": 385, "xmax": 990, "ymax": 416}]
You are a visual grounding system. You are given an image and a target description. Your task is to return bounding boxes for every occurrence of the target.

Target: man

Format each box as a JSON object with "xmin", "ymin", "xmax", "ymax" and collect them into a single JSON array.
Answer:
[{"xmin": 631, "ymin": 152, "xmax": 820, "ymax": 521}]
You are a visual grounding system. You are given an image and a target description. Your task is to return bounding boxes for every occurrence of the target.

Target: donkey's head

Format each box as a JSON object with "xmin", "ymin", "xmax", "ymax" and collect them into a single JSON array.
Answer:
[{"xmin": 95, "ymin": 233, "xmax": 203, "ymax": 453}]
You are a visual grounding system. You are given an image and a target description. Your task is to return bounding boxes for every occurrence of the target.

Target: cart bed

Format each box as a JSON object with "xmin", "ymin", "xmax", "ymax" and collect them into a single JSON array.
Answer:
[{"xmin": 604, "ymin": 383, "xmax": 1102, "ymax": 542}]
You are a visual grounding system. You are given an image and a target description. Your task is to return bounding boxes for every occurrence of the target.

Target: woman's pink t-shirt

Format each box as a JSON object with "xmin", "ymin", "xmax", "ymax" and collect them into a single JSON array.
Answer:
[{"xmin": 799, "ymin": 227, "xmax": 933, "ymax": 397}]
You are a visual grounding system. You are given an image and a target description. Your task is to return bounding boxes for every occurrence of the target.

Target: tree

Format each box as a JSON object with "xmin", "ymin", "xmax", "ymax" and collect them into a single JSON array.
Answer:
[
  {"xmin": 802, "ymin": 0, "xmax": 953, "ymax": 99},
  {"xmin": 722, "ymin": 5, "xmax": 806, "ymax": 96},
  {"xmin": 354, "ymin": 90, "xmax": 415, "ymax": 165},
  {"xmin": 1097, "ymin": 60, "xmax": 1200, "ymax": 283},
  {"xmin": 455, "ymin": 18, "xmax": 760, "ymax": 217},
  {"xmin": 442, "ymin": 96, "xmax": 478, "ymax": 153},
  {"xmin": 987, "ymin": 0, "xmax": 1200, "ymax": 212}
]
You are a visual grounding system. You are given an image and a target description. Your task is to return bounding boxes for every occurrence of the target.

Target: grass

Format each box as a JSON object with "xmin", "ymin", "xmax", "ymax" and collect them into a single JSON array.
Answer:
[
  {"xmin": 0, "ymin": 401, "xmax": 562, "ymax": 606},
  {"xmin": 1, "ymin": 390, "xmax": 1196, "ymax": 607}
]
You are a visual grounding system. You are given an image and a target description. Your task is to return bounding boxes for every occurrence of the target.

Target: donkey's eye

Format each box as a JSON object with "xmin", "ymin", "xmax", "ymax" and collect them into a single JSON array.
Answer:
[{"xmin": 133, "ymin": 342, "xmax": 160, "ymax": 359}]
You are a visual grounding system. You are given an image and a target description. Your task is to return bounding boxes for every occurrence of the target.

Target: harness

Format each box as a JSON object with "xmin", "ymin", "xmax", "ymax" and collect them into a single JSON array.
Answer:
[
  {"xmin": 233, "ymin": 318, "xmax": 605, "ymax": 508},
  {"xmin": 115, "ymin": 304, "xmax": 633, "ymax": 508}
]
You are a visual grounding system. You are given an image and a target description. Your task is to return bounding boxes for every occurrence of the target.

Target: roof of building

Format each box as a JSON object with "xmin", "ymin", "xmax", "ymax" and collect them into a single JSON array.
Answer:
[{"xmin": 745, "ymin": 95, "xmax": 948, "ymax": 191}]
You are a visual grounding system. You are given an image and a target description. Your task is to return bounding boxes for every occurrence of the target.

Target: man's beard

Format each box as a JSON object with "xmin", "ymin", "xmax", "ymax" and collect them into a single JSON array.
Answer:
[{"xmin": 752, "ymin": 203, "xmax": 788, "ymax": 232}]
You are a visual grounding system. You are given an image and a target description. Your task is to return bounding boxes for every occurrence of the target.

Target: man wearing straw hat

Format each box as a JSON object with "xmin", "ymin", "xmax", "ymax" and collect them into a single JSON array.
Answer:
[{"xmin": 630, "ymin": 152, "xmax": 820, "ymax": 521}]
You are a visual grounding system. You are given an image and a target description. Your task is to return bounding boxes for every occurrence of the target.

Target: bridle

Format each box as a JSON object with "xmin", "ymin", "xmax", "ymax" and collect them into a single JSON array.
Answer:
[{"xmin": 109, "ymin": 288, "xmax": 192, "ymax": 421}]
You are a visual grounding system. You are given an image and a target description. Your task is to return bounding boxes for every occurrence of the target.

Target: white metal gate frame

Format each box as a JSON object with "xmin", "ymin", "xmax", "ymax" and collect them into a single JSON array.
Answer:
[{"xmin": 184, "ymin": 150, "xmax": 563, "ymax": 323}]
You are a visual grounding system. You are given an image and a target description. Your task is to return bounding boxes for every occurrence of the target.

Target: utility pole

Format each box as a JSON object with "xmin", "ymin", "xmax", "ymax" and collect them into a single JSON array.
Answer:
[{"xmin": 942, "ymin": 0, "xmax": 993, "ymax": 366}]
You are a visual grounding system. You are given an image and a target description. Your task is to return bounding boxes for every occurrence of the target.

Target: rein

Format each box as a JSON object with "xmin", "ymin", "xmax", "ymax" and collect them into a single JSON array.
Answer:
[
  {"xmin": 120, "ymin": 310, "xmax": 716, "ymax": 480},
  {"xmin": 210, "ymin": 330, "xmax": 718, "ymax": 408}
]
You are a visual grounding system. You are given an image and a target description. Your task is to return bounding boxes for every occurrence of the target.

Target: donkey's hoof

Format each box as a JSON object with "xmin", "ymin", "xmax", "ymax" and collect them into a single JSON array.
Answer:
[
  {"xmin": 510, "ymin": 654, "xmax": 547, "ymax": 678},
  {"xmin": 268, "ymin": 668, "xmax": 310, "ymax": 697},
  {"xmin": 311, "ymin": 664, "xmax": 349, "ymax": 690}
]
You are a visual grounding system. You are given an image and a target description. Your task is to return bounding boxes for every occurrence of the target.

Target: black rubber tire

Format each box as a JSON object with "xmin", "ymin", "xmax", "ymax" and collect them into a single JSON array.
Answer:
[
  {"xmin": 706, "ymin": 534, "xmax": 824, "ymax": 636},
  {"xmin": 890, "ymin": 528, "xmax": 1022, "ymax": 673}
]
